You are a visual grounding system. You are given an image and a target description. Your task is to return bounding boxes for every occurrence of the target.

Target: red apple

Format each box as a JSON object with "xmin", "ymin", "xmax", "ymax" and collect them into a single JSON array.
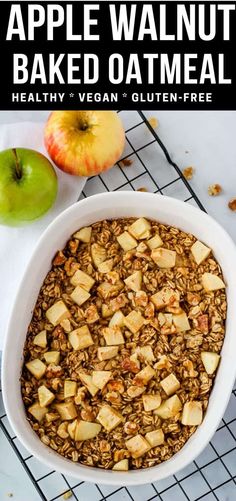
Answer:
[{"xmin": 44, "ymin": 111, "xmax": 125, "ymax": 177}]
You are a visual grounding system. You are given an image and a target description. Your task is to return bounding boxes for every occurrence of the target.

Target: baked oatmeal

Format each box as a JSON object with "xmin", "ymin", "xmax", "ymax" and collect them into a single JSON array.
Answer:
[{"xmin": 21, "ymin": 217, "xmax": 226, "ymax": 471}]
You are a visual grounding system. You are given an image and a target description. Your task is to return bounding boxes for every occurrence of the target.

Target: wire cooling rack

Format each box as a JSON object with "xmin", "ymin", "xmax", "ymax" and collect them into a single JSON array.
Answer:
[{"xmin": 0, "ymin": 110, "xmax": 236, "ymax": 501}]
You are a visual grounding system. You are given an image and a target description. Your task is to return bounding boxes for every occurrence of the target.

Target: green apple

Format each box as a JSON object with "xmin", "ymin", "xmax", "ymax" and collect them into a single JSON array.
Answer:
[{"xmin": 0, "ymin": 148, "xmax": 58, "ymax": 226}]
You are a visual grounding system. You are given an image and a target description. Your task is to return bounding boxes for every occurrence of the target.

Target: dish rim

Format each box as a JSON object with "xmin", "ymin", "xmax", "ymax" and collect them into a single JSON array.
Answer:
[{"xmin": 2, "ymin": 191, "xmax": 236, "ymax": 485}]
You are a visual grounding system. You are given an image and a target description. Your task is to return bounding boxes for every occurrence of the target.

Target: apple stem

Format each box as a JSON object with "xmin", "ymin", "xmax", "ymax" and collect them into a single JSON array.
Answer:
[
  {"xmin": 81, "ymin": 123, "xmax": 88, "ymax": 131},
  {"xmin": 12, "ymin": 148, "xmax": 22, "ymax": 179}
]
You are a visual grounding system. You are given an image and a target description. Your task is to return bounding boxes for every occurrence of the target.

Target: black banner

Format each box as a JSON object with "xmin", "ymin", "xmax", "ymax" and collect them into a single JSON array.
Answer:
[{"xmin": 1, "ymin": 1, "xmax": 236, "ymax": 110}]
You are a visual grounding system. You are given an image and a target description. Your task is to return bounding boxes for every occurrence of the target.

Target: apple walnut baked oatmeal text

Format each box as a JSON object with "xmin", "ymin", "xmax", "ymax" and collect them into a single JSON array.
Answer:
[{"xmin": 21, "ymin": 217, "xmax": 226, "ymax": 470}]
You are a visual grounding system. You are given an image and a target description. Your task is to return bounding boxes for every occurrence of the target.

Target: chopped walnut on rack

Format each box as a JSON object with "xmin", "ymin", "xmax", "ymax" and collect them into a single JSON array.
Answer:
[
  {"xmin": 137, "ymin": 187, "xmax": 148, "ymax": 192},
  {"xmin": 208, "ymin": 184, "xmax": 222, "ymax": 196},
  {"xmin": 120, "ymin": 158, "xmax": 133, "ymax": 167},
  {"xmin": 182, "ymin": 166, "xmax": 194, "ymax": 180},
  {"xmin": 148, "ymin": 117, "xmax": 159, "ymax": 128}
]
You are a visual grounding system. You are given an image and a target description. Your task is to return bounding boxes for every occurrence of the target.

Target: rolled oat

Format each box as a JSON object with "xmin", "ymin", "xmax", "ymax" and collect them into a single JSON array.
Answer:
[{"xmin": 21, "ymin": 217, "xmax": 226, "ymax": 470}]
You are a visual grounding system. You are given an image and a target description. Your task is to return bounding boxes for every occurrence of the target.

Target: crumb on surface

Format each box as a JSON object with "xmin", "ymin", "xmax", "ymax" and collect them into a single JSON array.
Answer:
[
  {"xmin": 208, "ymin": 184, "xmax": 222, "ymax": 196},
  {"xmin": 228, "ymin": 198, "xmax": 236, "ymax": 211},
  {"xmin": 120, "ymin": 158, "xmax": 133, "ymax": 167},
  {"xmin": 7, "ymin": 495, "xmax": 13, "ymax": 498},
  {"xmin": 63, "ymin": 491, "xmax": 73, "ymax": 500},
  {"xmin": 182, "ymin": 167, "xmax": 194, "ymax": 180},
  {"xmin": 148, "ymin": 117, "xmax": 159, "ymax": 128},
  {"xmin": 137, "ymin": 187, "xmax": 148, "ymax": 192}
]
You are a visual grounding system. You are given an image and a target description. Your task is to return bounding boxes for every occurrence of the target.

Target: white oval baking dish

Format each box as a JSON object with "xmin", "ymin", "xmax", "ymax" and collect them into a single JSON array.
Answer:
[{"xmin": 2, "ymin": 191, "xmax": 236, "ymax": 485}]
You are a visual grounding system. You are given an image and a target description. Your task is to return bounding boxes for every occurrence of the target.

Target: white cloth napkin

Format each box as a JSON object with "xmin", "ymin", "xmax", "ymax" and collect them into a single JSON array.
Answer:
[{"xmin": 0, "ymin": 122, "xmax": 86, "ymax": 350}]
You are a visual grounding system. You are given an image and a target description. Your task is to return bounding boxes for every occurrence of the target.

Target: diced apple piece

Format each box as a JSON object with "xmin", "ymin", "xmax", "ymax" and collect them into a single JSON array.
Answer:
[
  {"xmin": 26, "ymin": 359, "xmax": 46, "ymax": 379},
  {"xmin": 97, "ymin": 405, "xmax": 124, "ymax": 431},
  {"xmin": 117, "ymin": 231, "xmax": 138, "ymax": 251},
  {"xmin": 113, "ymin": 459, "xmax": 129, "ymax": 471},
  {"xmin": 202, "ymin": 273, "xmax": 225, "ymax": 292},
  {"xmin": 173, "ymin": 312, "xmax": 190, "ymax": 332},
  {"xmin": 97, "ymin": 280, "xmax": 123, "ymax": 300},
  {"xmin": 92, "ymin": 371, "xmax": 112, "ymax": 390},
  {"xmin": 70, "ymin": 285, "xmax": 90, "ymax": 306},
  {"xmin": 133, "ymin": 365, "xmax": 156, "ymax": 386},
  {"xmin": 109, "ymin": 310, "xmax": 125, "ymax": 328},
  {"xmin": 28, "ymin": 402, "xmax": 48, "ymax": 422},
  {"xmin": 160, "ymin": 374, "xmax": 180, "ymax": 396},
  {"xmin": 46, "ymin": 300, "xmax": 70, "ymax": 326},
  {"xmin": 55, "ymin": 402, "xmax": 77, "ymax": 420},
  {"xmin": 191, "ymin": 240, "xmax": 211, "ymax": 265},
  {"xmin": 78, "ymin": 373, "xmax": 99, "ymax": 396},
  {"xmin": 135, "ymin": 290, "xmax": 148, "ymax": 308},
  {"xmin": 130, "ymin": 353, "xmax": 140, "ymax": 370},
  {"xmin": 145, "ymin": 429, "xmax": 164, "ymax": 447},
  {"xmin": 151, "ymin": 287, "xmax": 180, "ymax": 310},
  {"xmin": 70, "ymin": 269, "xmax": 95, "ymax": 291},
  {"xmin": 201, "ymin": 352, "xmax": 220, "ymax": 374},
  {"xmin": 154, "ymin": 395, "xmax": 182, "ymax": 419},
  {"xmin": 124, "ymin": 271, "xmax": 142, "ymax": 292},
  {"xmin": 97, "ymin": 346, "xmax": 119, "ymax": 361},
  {"xmin": 75, "ymin": 420, "xmax": 101, "ymax": 441},
  {"xmin": 102, "ymin": 327, "xmax": 125, "ymax": 345},
  {"xmin": 142, "ymin": 394, "xmax": 161, "ymax": 411},
  {"xmin": 158, "ymin": 313, "xmax": 176, "ymax": 335},
  {"xmin": 57, "ymin": 422, "xmax": 69, "ymax": 439},
  {"xmin": 165, "ymin": 314, "xmax": 174, "ymax": 325},
  {"xmin": 140, "ymin": 229, "xmax": 151, "ymax": 239},
  {"xmin": 44, "ymin": 351, "xmax": 60, "ymax": 365},
  {"xmin": 38, "ymin": 385, "xmax": 55, "ymax": 407},
  {"xmin": 181, "ymin": 401, "xmax": 203, "ymax": 426},
  {"xmin": 73, "ymin": 226, "xmax": 92, "ymax": 243},
  {"xmin": 106, "ymin": 271, "xmax": 120, "ymax": 284},
  {"xmin": 98, "ymin": 259, "xmax": 114, "ymax": 273},
  {"xmin": 33, "ymin": 330, "xmax": 47, "ymax": 348},
  {"xmin": 124, "ymin": 310, "xmax": 145, "ymax": 334},
  {"xmin": 136, "ymin": 242, "xmax": 148, "ymax": 253},
  {"xmin": 125, "ymin": 434, "xmax": 150, "ymax": 458},
  {"xmin": 91, "ymin": 243, "xmax": 107, "ymax": 267},
  {"xmin": 127, "ymin": 385, "xmax": 146, "ymax": 398},
  {"xmin": 136, "ymin": 346, "xmax": 155, "ymax": 363},
  {"xmin": 69, "ymin": 325, "xmax": 94, "ymax": 351},
  {"xmin": 68, "ymin": 419, "xmax": 77, "ymax": 440},
  {"xmin": 151, "ymin": 248, "xmax": 176, "ymax": 268},
  {"xmin": 128, "ymin": 218, "xmax": 151, "ymax": 240},
  {"xmin": 147, "ymin": 234, "xmax": 163, "ymax": 250},
  {"xmin": 101, "ymin": 304, "xmax": 113, "ymax": 318},
  {"xmin": 64, "ymin": 380, "xmax": 77, "ymax": 398},
  {"xmin": 158, "ymin": 313, "xmax": 170, "ymax": 327},
  {"xmin": 60, "ymin": 318, "xmax": 71, "ymax": 333}
]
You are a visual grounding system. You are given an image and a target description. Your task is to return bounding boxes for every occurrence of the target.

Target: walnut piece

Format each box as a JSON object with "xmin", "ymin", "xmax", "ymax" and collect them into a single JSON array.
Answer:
[
  {"xmin": 208, "ymin": 184, "xmax": 222, "ymax": 196},
  {"xmin": 228, "ymin": 198, "xmax": 236, "ymax": 211}
]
